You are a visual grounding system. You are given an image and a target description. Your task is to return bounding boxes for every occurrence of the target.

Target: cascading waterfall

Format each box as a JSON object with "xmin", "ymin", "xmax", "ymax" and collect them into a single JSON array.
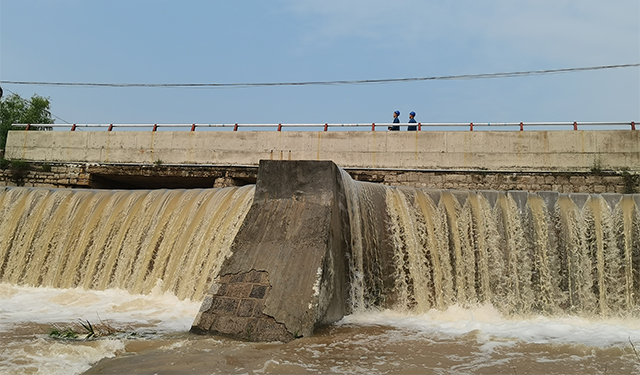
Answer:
[
  {"xmin": 0, "ymin": 185, "xmax": 254, "ymax": 301},
  {"xmin": 342, "ymin": 174, "xmax": 640, "ymax": 318},
  {"xmin": 2, "ymin": 174, "xmax": 639, "ymax": 318},
  {"xmin": 341, "ymin": 170, "xmax": 390, "ymax": 312}
]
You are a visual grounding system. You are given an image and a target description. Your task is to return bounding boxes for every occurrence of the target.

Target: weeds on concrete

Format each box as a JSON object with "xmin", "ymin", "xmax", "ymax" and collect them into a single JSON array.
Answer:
[
  {"xmin": 7, "ymin": 160, "xmax": 30, "ymax": 185},
  {"xmin": 9, "ymin": 159, "xmax": 29, "ymax": 171},
  {"xmin": 590, "ymin": 157, "xmax": 603, "ymax": 174},
  {"xmin": 621, "ymin": 169, "xmax": 639, "ymax": 194}
]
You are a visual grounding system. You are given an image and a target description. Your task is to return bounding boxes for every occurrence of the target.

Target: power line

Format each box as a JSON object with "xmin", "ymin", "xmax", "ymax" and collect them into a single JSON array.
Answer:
[{"xmin": 0, "ymin": 63, "xmax": 637, "ymax": 89}]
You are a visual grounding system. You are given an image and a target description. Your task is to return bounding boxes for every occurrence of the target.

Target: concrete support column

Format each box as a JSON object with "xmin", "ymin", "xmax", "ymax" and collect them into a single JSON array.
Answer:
[{"xmin": 191, "ymin": 160, "xmax": 350, "ymax": 341}]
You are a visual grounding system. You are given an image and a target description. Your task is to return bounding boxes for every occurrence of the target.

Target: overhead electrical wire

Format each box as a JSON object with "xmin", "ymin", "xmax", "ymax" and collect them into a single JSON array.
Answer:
[{"xmin": 0, "ymin": 63, "xmax": 637, "ymax": 89}]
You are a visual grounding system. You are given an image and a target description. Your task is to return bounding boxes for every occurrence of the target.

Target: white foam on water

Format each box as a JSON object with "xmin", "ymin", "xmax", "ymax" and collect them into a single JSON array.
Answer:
[
  {"xmin": 0, "ymin": 282, "xmax": 200, "ymax": 333},
  {"xmin": 339, "ymin": 304, "xmax": 640, "ymax": 349},
  {"xmin": 0, "ymin": 282, "xmax": 200, "ymax": 375},
  {"xmin": 0, "ymin": 337, "xmax": 124, "ymax": 375}
]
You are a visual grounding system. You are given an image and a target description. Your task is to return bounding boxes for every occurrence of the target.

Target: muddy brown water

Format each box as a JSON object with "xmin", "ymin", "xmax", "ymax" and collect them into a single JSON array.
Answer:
[{"xmin": 82, "ymin": 324, "xmax": 638, "ymax": 375}]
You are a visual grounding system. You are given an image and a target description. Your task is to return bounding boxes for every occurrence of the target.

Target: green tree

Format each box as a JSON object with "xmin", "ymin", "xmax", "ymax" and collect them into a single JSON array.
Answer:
[{"xmin": 0, "ymin": 93, "xmax": 54, "ymax": 149}]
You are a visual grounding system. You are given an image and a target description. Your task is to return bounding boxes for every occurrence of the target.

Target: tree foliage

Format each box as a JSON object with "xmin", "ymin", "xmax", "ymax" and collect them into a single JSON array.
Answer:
[{"xmin": 0, "ymin": 93, "xmax": 54, "ymax": 149}]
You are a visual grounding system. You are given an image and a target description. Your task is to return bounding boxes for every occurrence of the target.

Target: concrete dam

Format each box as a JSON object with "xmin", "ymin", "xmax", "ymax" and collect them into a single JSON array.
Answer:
[{"xmin": 1, "ymin": 160, "xmax": 639, "ymax": 342}]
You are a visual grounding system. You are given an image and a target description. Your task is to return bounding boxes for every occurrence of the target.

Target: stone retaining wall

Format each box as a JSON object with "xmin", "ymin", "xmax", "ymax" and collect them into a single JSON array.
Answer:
[
  {"xmin": 0, "ymin": 163, "xmax": 257, "ymax": 189},
  {"xmin": 0, "ymin": 162, "xmax": 637, "ymax": 194},
  {"xmin": 348, "ymin": 169, "xmax": 639, "ymax": 194},
  {"xmin": 0, "ymin": 164, "xmax": 90, "ymax": 188}
]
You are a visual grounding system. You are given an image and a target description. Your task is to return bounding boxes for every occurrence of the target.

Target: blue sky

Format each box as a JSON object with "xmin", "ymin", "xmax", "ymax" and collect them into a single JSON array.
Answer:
[{"xmin": 0, "ymin": 0, "xmax": 638, "ymax": 127}]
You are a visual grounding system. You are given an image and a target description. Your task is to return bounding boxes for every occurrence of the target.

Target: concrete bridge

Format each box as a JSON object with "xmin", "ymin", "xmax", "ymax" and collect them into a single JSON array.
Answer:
[{"xmin": 2, "ymin": 126, "xmax": 639, "ymax": 193}]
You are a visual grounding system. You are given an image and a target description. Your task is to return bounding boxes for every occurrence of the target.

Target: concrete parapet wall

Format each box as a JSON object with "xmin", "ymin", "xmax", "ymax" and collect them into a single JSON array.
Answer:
[{"xmin": 5, "ymin": 130, "xmax": 639, "ymax": 172}]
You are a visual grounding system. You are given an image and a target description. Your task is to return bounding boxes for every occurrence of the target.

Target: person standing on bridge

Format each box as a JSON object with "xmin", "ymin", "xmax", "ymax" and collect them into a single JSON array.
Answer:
[
  {"xmin": 407, "ymin": 111, "xmax": 417, "ymax": 131},
  {"xmin": 388, "ymin": 110, "xmax": 400, "ymax": 131}
]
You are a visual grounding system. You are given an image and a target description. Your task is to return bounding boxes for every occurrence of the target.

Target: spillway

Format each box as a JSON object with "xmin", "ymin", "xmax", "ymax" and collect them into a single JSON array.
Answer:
[
  {"xmin": 1, "ymin": 166, "xmax": 639, "ymax": 323},
  {"xmin": 343, "ymin": 174, "xmax": 640, "ymax": 318},
  {"xmin": 0, "ymin": 186, "xmax": 254, "ymax": 301}
]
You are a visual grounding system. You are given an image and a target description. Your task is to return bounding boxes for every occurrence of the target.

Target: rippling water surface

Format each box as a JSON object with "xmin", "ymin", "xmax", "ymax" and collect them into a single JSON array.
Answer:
[{"xmin": 2, "ymin": 284, "xmax": 639, "ymax": 375}]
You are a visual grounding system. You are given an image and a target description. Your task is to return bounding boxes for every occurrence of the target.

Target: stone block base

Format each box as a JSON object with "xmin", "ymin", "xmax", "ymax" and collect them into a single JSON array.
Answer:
[{"xmin": 191, "ymin": 270, "xmax": 294, "ymax": 342}]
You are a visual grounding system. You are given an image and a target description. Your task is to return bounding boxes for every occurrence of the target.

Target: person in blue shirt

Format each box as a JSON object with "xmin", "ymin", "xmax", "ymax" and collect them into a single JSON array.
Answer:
[
  {"xmin": 407, "ymin": 111, "xmax": 417, "ymax": 131},
  {"xmin": 388, "ymin": 110, "xmax": 400, "ymax": 131}
]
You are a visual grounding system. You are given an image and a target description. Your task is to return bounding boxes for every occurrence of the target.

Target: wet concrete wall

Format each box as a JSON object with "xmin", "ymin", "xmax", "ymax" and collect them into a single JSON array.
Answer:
[
  {"xmin": 5, "ymin": 130, "xmax": 639, "ymax": 172},
  {"xmin": 191, "ymin": 160, "xmax": 350, "ymax": 341}
]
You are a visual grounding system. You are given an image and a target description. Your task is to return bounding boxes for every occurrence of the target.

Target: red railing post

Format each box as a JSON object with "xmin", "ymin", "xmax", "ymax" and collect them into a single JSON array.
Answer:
[
  {"xmin": 470, "ymin": 122, "xmax": 473, "ymax": 131},
  {"xmin": 324, "ymin": 123, "xmax": 328, "ymax": 131},
  {"xmin": 573, "ymin": 122, "xmax": 578, "ymax": 130},
  {"xmin": 277, "ymin": 123, "xmax": 282, "ymax": 131},
  {"xmin": 71, "ymin": 124, "xmax": 76, "ymax": 131},
  {"xmin": 152, "ymin": 124, "xmax": 158, "ymax": 132},
  {"xmin": 191, "ymin": 124, "xmax": 196, "ymax": 131},
  {"xmin": 632, "ymin": 121, "xmax": 636, "ymax": 130},
  {"xmin": 520, "ymin": 122, "xmax": 524, "ymax": 131},
  {"xmin": 418, "ymin": 123, "xmax": 421, "ymax": 131},
  {"xmin": 371, "ymin": 123, "xmax": 375, "ymax": 131},
  {"xmin": 233, "ymin": 123, "xmax": 238, "ymax": 131},
  {"xmin": 108, "ymin": 124, "xmax": 113, "ymax": 131}
]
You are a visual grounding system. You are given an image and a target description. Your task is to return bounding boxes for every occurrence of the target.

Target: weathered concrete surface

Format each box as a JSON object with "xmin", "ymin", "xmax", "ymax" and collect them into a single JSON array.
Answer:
[
  {"xmin": 5, "ymin": 130, "xmax": 640, "ymax": 172},
  {"xmin": 191, "ymin": 160, "xmax": 350, "ymax": 341}
]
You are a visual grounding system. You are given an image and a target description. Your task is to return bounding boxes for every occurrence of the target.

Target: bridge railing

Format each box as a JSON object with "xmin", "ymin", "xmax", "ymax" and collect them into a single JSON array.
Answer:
[{"xmin": 11, "ymin": 121, "xmax": 637, "ymax": 132}]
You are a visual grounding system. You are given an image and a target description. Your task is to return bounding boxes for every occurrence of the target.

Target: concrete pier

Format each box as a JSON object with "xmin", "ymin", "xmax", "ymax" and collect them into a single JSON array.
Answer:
[{"xmin": 191, "ymin": 160, "xmax": 350, "ymax": 341}]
